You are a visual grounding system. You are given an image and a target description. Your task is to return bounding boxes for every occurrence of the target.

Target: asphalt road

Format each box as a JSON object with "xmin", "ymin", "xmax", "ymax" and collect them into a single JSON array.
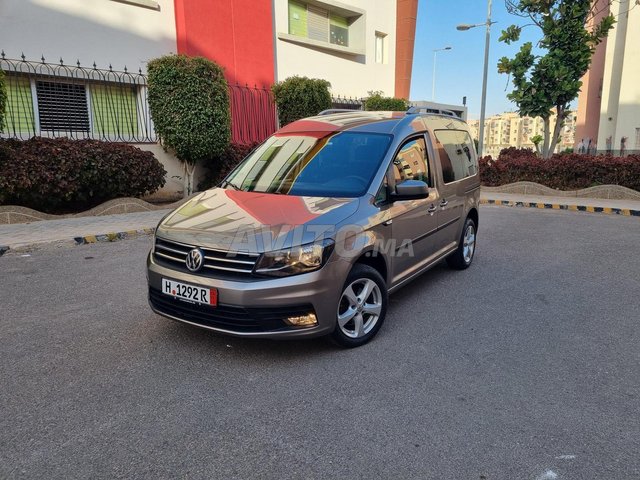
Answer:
[{"xmin": 1, "ymin": 207, "xmax": 639, "ymax": 480}]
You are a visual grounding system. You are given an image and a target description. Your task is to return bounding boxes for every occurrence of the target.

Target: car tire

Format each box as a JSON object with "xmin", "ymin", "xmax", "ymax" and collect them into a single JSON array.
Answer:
[
  {"xmin": 446, "ymin": 216, "xmax": 477, "ymax": 270},
  {"xmin": 330, "ymin": 264, "xmax": 388, "ymax": 348}
]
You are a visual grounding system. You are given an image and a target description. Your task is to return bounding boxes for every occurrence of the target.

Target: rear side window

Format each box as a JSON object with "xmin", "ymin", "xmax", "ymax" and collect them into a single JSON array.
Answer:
[{"xmin": 433, "ymin": 129, "xmax": 477, "ymax": 183}]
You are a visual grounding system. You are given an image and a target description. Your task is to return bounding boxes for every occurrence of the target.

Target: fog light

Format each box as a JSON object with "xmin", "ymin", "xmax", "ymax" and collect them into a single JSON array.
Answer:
[{"xmin": 286, "ymin": 313, "xmax": 318, "ymax": 327}]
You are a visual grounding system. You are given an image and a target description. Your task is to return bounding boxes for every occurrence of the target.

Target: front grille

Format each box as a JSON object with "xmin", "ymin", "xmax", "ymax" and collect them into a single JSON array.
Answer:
[
  {"xmin": 149, "ymin": 287, "xmax": 314, "ymax": 333},
  {"xmin": 154, "ymin": 237, "xmax": 259, "ymax": 277}
]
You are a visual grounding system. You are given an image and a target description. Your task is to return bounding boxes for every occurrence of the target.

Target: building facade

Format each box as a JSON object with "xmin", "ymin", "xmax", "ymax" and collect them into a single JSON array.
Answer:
[
  {"xmin": 174, "ymin": 0, "xmax": 416, "ymax": 97},
  {"xmin": 575, "ymin": 0, "xmax": 640, "ymax": 154},
  {"xmin": 1, "ymin": 0, "xmax": 418, "ymax": 196},
  {"xmin": 468, "ymin": 112, "xmax": 576, "ymax": 158}
]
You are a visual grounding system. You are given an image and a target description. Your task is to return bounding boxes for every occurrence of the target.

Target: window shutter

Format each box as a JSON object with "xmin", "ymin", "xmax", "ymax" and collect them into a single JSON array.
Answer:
[
  {"xmin": 307, "ymin": 5, "xmax": 329, "ymax": 42},
  {"xmin": 36, "ymin": 81, "xmax": 90, "ymax": 132}
]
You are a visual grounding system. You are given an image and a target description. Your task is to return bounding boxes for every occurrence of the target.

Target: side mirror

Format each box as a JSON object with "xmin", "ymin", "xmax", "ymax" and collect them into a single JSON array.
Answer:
[{"xmin": 392, "ymin": 179, "xmax": 430, "ymax": 200}]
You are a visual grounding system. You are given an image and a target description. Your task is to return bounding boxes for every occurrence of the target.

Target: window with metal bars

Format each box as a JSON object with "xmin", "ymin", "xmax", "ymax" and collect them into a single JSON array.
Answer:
[{"xmin": 36, "ymin": 81, "xmax": 90, "ymax": 132}]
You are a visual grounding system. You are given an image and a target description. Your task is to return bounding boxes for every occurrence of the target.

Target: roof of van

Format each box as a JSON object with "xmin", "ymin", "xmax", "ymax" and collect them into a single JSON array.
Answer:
[{"xmin": 275, "ymin": 111, "xmax": 468, "ymax": 137}]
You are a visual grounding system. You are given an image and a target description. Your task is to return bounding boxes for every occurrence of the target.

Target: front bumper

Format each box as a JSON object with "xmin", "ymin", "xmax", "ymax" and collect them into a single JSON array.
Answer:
[{"xmin": 147, "ymin": 251, "xmax": 349, "ymax": 339}]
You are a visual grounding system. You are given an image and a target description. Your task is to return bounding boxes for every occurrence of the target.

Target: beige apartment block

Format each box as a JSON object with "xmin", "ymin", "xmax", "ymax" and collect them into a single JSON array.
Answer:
[{"xmin": 468, "ymin": 112, "xmax": 576, "ymax": 158}]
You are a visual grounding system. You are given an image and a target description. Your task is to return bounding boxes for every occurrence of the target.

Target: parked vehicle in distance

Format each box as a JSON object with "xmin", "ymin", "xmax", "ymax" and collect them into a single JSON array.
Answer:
[{"xmin": 147, "ymin": 111, "xmax": 480, "ymax": 347}]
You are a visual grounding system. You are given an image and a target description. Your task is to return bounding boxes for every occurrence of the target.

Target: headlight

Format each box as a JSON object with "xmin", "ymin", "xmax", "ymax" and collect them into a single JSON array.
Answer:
[{"xmin": 255, "ymin": 239, "xmax": 335, "ymax": 277}]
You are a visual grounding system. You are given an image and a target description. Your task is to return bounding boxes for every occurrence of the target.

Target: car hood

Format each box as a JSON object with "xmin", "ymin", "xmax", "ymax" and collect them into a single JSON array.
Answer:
[{"xmin": 155, "ymin": 188, "xmax": 360, "ymax": 253}]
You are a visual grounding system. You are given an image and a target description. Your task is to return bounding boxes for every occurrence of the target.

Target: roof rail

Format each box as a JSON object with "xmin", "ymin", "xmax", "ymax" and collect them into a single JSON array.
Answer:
[
  {"xmin": 406, "ymin": 106, "xmax": 460, "ymax": 118},
  {"xmin": 317, "ymin": 109, "xmax": 362, "ymax": 116}
]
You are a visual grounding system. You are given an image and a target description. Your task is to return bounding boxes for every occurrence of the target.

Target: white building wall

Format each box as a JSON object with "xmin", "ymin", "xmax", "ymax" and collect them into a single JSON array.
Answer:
[
  {"xmin": 613, "ymin": 6, "xmax": 640, "ymax": 151},
  {"xmin": 273, "ymin": 0, "xmax": 396, "ymax": 98},
  {"xmin": 598, "ymin": 1, "xmax": 640, "ymax": 152},
  {"xmin": 0, "ymin": 0, "xmax": 176, "ymax": 73}
]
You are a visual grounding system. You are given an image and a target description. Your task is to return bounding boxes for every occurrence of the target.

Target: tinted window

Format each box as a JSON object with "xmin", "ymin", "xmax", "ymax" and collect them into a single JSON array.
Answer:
[
  {"xmin": 392, "ymin": 137, "xmax": 429, "ymax": 185},
  {"xmin": 433, "ymin": 129, "xmax": 477, "ymax": 183},
  {"xmin": 224, "ymin": 132, "xmax": 392, "ymax": 197}
]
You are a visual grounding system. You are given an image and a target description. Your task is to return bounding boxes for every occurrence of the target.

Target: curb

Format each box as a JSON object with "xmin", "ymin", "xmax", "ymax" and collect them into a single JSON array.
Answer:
[
  {"xmin": 73, "ymin": 228, "xmax": 156, "ymax": 245},
  {"xmin": 0, "ymin": 228, "xmax": 156, "ymax": 255},
  {"xmin": 480, "ymin": 199, "xmax": 640, "ymax": 217}
]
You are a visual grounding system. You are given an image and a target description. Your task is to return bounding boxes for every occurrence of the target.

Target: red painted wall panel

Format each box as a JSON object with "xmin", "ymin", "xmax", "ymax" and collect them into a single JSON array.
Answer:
[
  {"xmin": 395, "ymin": 0, "xmax": 418, "ymax": 99},
  {"xmin": 174, "ymin": 0, "xmax": 275, "ymax": 87}
]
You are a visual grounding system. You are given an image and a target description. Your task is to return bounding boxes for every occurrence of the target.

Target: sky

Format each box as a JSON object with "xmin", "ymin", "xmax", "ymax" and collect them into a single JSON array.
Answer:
[{"xmin": 409, "ymin": 0, "xmax": 544, "ymax": 119}]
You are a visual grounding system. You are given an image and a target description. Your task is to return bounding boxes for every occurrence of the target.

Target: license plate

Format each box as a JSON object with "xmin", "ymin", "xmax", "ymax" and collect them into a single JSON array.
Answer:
[{"xmin": 161, "ymin": 278, "xmax": 217, "ymax": 306}]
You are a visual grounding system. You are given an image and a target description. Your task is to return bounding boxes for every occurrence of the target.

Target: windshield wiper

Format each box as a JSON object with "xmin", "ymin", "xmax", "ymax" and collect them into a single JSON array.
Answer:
[{"xmin": 222, "ymin": 180, "xmax": 242, "ymax": 190}]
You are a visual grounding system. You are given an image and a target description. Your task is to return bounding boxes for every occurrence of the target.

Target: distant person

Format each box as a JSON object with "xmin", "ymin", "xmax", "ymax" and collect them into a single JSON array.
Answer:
[
  {"xmin": 577, "ymin": 138, "xmax": 585, "ymax": 154},
  {"xmin": 620, "ymin": 136, "xmax": 627, "ymax": 156},
  {"xmin": 606, "ymin": 136, "xmax": 613, "ymax": 155}
]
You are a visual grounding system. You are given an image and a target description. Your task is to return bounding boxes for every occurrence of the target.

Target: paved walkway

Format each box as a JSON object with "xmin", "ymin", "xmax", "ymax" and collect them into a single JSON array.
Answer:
[
  {"xmin": 480, "ymin": 192, "xmax": 640, "ymax": 212},
  {"xmin": 0, "ymin": 210, "xmax": 169, "ymax": 250},
  {"xmin": 1, "ymin": 192, "xmax": 638, "ymax": 252}
]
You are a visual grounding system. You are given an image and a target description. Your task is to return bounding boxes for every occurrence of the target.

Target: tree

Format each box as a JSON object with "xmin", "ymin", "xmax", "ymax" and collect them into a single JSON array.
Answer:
[
  {"xmin": 271, "ymin": 76, "xmax": 332, "ymax": 126},
  {"xmin": 147, "ymin": 55, "xmax": 231, "ymax": 196},
  {"xmin": 498, "ymin": 0, "xmax": 615, "ymax": 158},
  {"xmin": 0, "ymin": 69, "xmax": 7, "ymax": 132}
]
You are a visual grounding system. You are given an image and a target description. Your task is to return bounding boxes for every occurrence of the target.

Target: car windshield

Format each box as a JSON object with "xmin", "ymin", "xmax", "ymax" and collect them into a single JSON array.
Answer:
[{"xmin": 223, "ymin": 132, "xmax": 392, "ymax": 197}]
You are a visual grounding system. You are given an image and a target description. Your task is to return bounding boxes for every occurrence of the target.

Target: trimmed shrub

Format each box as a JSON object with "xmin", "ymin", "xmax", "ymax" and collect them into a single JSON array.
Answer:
[
  {"xmin": 0, "ymin": 69, "xmax": 7, "ymax": 132},
  {"xmin": 498, "ymin": 146, "xmax": 536, "ymax": 159},
  {"xmin": 272, "ymin": 76, "xmax": 332, "ymax": 126},
  {"xmin": 0, "ymin": 138, "xmax": 166, "ymax": 213},
  {"xmin": 147, "ymin": 54, "xmax": 231, "ymax": 195},
  {"xmin": 479, "ymin": 150, "xmax": 640, "ymax": 191},
  {"xmin": 198, "ymin": 142, "xmax": 259, "ymax": 191},
  {"xmin": 364, "ymin": 92, "xmax": 408, "ymax": 111}
]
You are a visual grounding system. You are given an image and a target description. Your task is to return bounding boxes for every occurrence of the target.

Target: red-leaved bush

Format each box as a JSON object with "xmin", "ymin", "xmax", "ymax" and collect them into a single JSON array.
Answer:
[
  {"xmin": 479, "ymin": 148, "xmax": 640, "ymax": 191},
  {"xmin": 198, "ymin": 142, "xmax": 259, "ymax": 191},
  {"xmin": 0, "ymin": 137, "xmax": 166, "ymax": 213}
]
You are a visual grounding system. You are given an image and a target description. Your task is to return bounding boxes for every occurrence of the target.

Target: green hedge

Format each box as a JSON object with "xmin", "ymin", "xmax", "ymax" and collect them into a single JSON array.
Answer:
[
  {"xmin": 0, "ymin": 69, "xmax": 7, "ymax": 132},
  {"xmin": 364, "ymin": 92, "xmax": 408, "ymax": 111},
  {"xmin": 0, "ymin": 138, "xmax": 166, "ymax": 213},
  {"xmin": 272, "ymin": 76, "xmax": 332, "ymax": 126},
  {"xmin": 480, "ymin": 148, "xmax": 640, "ymax": 191},
  {"xmin": 147, "ymin": 55, "xmax": 231, "ymax": 163}
]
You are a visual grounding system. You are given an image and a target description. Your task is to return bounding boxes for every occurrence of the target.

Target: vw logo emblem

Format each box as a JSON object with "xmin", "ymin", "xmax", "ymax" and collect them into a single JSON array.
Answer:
[{"xmin": 185, "ymin": 248, "xmax": 204, "ymax": 272}]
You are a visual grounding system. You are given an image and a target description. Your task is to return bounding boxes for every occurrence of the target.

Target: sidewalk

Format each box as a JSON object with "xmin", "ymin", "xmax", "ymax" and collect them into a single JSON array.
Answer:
[
  {"xmin": 480, "ymin": 192, "xmax": 640, "ymax": 216},
  {"xmin": 0, "ymin": 210, "xmax": 169, "ymax": 251}
]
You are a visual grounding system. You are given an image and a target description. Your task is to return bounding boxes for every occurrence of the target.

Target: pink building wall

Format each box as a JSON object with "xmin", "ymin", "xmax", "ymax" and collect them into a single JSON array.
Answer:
[{"xmin": 574, "ymin": 0, "xmax": 610, "ymax": 150}]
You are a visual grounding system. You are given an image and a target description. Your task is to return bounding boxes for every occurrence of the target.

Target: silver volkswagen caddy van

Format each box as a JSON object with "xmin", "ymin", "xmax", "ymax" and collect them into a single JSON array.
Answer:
[{"xmin": 147, "ymin": 111, "xmax": 480, "ymax": 347}]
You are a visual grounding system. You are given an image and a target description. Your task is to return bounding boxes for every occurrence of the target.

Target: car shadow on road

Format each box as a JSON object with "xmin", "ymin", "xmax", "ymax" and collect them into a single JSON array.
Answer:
[{"xmin": 152, "ymin": 316, "xmax": 340, "ymax": 361}]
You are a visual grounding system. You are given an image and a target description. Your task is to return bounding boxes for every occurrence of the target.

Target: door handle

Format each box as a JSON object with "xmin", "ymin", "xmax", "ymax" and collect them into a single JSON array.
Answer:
[
  {"xmin": 440, "ymin": 199, "xmax": 449, "ymax": 208},
  {"xmin": 427, "ymin": 204, "xmax": 437, "ymax": 214}
]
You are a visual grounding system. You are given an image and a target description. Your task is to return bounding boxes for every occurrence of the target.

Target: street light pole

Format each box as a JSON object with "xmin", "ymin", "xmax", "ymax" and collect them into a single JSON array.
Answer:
[
  {"xmin": 478, "ymin": 0, "xmax": 492, "ymax": 158},
  {"xmin": 457, "ymin": 0, "xmax": 493, "ymax": 157},
  {"xmin": 432, "ymin": 46, "xmax": 452, "ymax": 101}
]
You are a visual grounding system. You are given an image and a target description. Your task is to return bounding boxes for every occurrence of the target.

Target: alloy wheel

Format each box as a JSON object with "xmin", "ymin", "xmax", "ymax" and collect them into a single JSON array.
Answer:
[
  {"xmin": 337, "ymin": 278, "xmax": 382, "ymax": 339},
  {"xmin": 463, "ymin": 224, "xmax": 476, "ymax": 264}
]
